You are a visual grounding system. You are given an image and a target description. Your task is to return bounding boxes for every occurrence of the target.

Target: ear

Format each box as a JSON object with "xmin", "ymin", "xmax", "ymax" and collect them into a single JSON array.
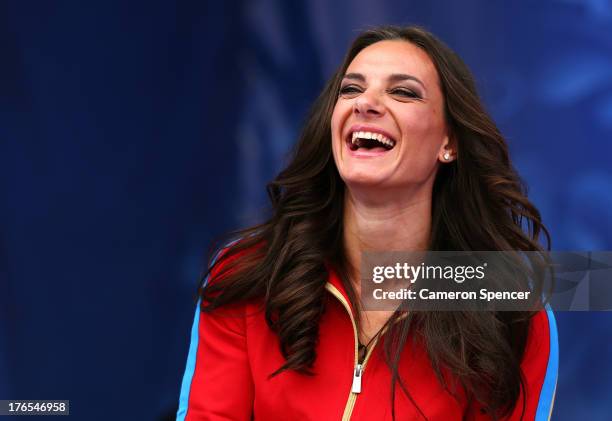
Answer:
[{"xmin": 438, "ymin": 134, "xmax": 456, "ymax": 163}]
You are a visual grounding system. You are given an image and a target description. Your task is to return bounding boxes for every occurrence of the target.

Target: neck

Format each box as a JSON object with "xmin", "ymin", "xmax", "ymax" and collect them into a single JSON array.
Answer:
[{"xmin": 342, "ymin": 186, "xmax": 432, "ymax": 286}]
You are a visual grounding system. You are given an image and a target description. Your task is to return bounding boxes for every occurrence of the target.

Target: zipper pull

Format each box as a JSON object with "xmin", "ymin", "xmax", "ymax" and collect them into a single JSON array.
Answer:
[{"xmin": 351, "ymin": 364, "xmax": 363, "ymax": 394}]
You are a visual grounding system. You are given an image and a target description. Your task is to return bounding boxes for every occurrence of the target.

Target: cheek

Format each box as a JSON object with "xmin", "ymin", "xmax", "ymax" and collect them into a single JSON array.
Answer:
[
  {"xmin": 395, "ymin": 109, "xmax": 446, "ymax": 176},
  {"xmin": 398, "ymin": 107, "xmax": 446, "ymax": 149},
  {"xmin": 400, "ymin": 107, "xmax": 435, "ymax": 133},
  {"xmin": 330, "ymin": 102, "xmax": 350, "ymax": 154},
  {"xmin": 330, "ymin": 105, "xmax": 343, "ymax": 164},
  {"xmin": 330, "ymin": 103, "xmax": 346, "ymax": 137}
]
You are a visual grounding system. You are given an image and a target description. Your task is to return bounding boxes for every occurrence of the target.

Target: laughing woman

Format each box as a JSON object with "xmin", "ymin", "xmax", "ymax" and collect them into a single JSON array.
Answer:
[{"xmin": 177, "ymin": 26, "xmax": 558, "ymax": 421}]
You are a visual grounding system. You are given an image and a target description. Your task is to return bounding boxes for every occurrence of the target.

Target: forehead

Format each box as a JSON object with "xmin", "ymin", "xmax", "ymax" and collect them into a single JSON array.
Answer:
[{"xmin": 346, "ymin": 40, "xmax": 440, "ymax": 86}]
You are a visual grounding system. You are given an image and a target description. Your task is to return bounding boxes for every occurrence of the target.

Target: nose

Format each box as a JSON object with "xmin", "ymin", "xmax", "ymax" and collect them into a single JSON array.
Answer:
[{"xmin": 353, "ymin": 91, "xmax": 385, "ymax": 117}]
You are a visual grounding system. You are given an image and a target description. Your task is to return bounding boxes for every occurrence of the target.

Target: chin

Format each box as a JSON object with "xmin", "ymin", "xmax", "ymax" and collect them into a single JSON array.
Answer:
[{"xmin": 341, "ymin": 173, "xmax": 388, "ymax": 188}]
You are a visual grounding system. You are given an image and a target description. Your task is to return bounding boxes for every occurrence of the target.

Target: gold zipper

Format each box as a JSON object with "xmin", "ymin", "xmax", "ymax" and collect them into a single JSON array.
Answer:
[{"xmin": 325, "ymin": 283, "xmax": 385, "ymax": 421}]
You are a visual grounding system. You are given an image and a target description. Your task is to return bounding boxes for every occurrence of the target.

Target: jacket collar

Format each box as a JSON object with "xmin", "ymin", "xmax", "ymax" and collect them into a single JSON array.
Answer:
[{"xmin": 325, "ymin": 262, "xmax": 355, "ymax": 315}]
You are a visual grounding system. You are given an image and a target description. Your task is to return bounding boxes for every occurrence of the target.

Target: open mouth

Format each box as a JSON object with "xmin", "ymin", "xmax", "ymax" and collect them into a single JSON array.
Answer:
[{"xmin": 347, "ymin": 130, "xmax": 396, "ymax": 152}]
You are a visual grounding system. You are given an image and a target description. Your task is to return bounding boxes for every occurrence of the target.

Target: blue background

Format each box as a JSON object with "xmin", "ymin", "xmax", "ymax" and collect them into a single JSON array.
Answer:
[{"xmin": 1, "ymin": 1, "xmax": 611, "ymax": 419}]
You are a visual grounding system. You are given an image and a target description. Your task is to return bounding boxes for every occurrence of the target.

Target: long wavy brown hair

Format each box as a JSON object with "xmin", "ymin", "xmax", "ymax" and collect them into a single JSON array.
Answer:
[{"xmin": 198, "ymin": 25, "xmax": 550, "ymax": 420}]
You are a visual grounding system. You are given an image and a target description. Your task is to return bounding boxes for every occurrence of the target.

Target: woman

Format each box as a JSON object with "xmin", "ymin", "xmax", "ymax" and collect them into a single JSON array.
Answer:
[{"xmin": 177, "ymin": 26, "xmax": 558, "ymax": 420}]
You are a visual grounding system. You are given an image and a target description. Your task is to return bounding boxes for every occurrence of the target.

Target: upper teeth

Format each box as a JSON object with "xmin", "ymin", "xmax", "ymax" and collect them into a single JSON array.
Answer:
[{"xmin": 351, "ymin": 131, "xmax": 395, "ymax": 147}]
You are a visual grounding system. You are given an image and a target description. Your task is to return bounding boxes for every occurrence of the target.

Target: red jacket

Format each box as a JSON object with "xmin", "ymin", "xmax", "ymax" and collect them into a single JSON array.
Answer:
[{"xmin": 177, "ymin": 251, "xmax": 558, "ymax": 420}]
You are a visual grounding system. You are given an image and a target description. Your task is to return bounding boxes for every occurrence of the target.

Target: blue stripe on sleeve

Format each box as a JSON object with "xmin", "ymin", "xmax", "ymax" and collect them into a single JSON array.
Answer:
[
  {"xmin": 176, "ymin": 297, "xmax": 202, "ymax": 421},
  {"xmin": 176, "ymin": 243, "xmax": 231, "ymax": 420},
  {"xmin": 535, "ymin": 305, "xmax": 559, "ymax": 421}
]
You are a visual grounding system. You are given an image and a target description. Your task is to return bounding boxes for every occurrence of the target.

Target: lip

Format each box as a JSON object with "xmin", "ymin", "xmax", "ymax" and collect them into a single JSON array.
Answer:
[{"xmin": 344, "ymin": 124, "xmax": 398, "ymax": 158}]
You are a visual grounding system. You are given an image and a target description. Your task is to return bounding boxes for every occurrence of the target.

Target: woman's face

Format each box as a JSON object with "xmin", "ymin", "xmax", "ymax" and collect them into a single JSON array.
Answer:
[{"xmin": 331, "ymin": 40, "xmax": 452, "ymax": 194}]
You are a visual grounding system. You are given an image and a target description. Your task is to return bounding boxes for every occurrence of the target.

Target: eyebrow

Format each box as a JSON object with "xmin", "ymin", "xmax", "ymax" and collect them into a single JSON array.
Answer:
[{"xmin": 343, "ymin": 72, "xmax": 426, "ymax": 90}]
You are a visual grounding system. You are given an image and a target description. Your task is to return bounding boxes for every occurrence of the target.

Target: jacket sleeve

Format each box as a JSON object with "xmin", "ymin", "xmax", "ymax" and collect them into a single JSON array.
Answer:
[
  {"xmin": 177, "ymin": 249, "xmax": 254, "ymax": 421},
  {"xmin": 466, "ymin": 308, "xmax": 559, "ymax": 421}
]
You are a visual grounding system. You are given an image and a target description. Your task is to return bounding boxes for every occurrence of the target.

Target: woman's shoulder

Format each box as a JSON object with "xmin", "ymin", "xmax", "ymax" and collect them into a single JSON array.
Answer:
[
  {"xmin": 518, "ymin": 308, "xmax": 558, "ymax": 419},
  {"xmin": 205, "ymin": 238, "xmax": 266, "ymax": 288},
  {"xmin": 525, "ymin": 308, "xmax": 557, "ymax": 355}
]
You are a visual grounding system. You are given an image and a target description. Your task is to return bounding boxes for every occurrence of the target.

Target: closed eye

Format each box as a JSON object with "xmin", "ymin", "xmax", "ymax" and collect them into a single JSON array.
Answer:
[
  {"xmin": 388, "ymin": 87, "xmax": 421, "ymax": 99},
  {"xmin": 339, "ymin": 85, "xmax": 363, "ymax": 96}
]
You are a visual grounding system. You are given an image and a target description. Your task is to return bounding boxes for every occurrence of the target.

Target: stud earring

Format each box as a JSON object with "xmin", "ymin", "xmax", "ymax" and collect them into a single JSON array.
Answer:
[{"xmin": 443, "ymin": 152, "xmax": 451, "ymax": 160}]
